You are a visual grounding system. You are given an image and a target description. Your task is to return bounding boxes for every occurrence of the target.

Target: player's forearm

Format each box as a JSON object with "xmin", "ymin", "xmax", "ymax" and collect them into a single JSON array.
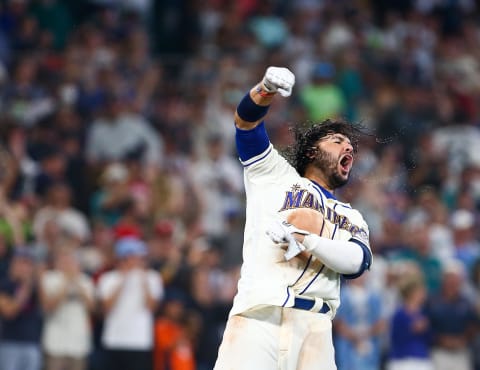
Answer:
[
  {"xmin": 234, "ymin": 84, "xmax": 276, "ymax": 130},
  {"xmin": 300, "ymin": 235, "xmax": 364, "ymax": 274}
]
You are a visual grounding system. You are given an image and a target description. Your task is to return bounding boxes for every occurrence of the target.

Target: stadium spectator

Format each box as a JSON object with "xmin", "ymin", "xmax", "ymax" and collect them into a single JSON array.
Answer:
[
  {"xmin": 427, "ymin": 260, "xmax": 477, "ymax": 370},
  {"xmin": 387, "ymin": 277, "xmax": 433, "ymax": 370},
  {"xmin": 32, "ymin": 145, "xmax": 67, "ymax": 200},
  {"xmin": 187, "ymin": 266, "xmax": 229, "ymax": 370},
  {"xmin": 3, "ymin": 56, "xmax": 54, "ymax": 127},
  {"xmin": 393, "ymin": 222, "xmax": 443, "ymax": 295},
  {"xmin": 188, "ymin": 133, "xmax": 243, "ymax": 238},
  {"xmin": 0, "ymin": 248, "xmax": 43, "ymax": 370},
  {"xmin": 90, "ymin": 162, "xmax": 131, "ymax": 227},
  {"xmin": 154, "ymin": 290, "xmax": 195, "ymax": 370},
  {"xmin": 335, "ymin": 274, "xmax": 386, "ymax": 370},
  {"xmin": 85, "ymin": 91, "xmax": 164, "ymax": 167},
  {"xmin": 40, "ymin": 248, "xmax": 94, "ymax": 370},
  {"xmin": 147, "ymin": 220, "xmax": 183, "ymax": 286},
  {"xmin": 97, "ymin": 237, "xmax": 164, "ymax": 370},
  {"xmin": 299, "ymin": 61, "xmax": 346, "ymax": 122},
  {"xmin": 450, "ymin": 209, "xmax": 480, "ymax": 276},
  {"xmin": 32, "ymin": 182, "xmax": 90, "ymax": 247}
]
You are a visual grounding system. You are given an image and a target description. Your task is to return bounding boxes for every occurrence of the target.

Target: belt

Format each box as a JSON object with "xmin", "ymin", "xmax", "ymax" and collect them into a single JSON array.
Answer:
[{"xmin": 293, "ymin": 297, "xmax": 330, "ymax": 314}]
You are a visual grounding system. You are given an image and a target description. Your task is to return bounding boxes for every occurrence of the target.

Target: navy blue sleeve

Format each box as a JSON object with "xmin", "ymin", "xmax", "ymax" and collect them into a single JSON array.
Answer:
[
  {"xmin": 342, "ymin": 238, "xmax": 372, "ymax": 280},
  {"xmin": 235, "ymin": 121, "xmax": 270, "ymax": 162}
]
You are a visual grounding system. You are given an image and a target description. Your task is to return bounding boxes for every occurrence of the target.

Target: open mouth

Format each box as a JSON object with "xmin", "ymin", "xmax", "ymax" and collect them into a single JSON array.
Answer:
[{"xmin": 339, "ymin": 154, "xmax": 353, "ymax": 174}]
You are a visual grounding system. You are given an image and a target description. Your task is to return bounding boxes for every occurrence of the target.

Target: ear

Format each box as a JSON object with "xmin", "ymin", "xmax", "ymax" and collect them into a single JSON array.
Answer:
[{"xmin": 306, "ymin": 146, "xmax": 317, "ymax": 159}]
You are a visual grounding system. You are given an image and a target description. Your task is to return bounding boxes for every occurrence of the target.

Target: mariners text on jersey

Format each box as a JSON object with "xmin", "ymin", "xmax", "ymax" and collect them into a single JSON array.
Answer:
[{"xmin": 279, "ymin": 184, "xmax": 368, "ymax": 239}]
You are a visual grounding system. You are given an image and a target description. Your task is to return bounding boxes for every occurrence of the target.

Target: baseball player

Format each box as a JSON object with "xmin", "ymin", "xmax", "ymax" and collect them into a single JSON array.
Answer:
[{"xmin": 213, "ymin": 67, "xmax": 372, "ymax": 370}]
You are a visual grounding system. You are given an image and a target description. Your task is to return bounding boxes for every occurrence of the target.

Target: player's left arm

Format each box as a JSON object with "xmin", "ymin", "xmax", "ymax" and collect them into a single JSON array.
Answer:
[
  {"xmin": 343, "ymin": 225, "xmax": 372, "ymax": 279},
  {"xmin": 299, "ymin": 232, "xmax": 372, "ymax": 278},
  {"xmin": 267, "ymin": 221, "xmax": 372, "ymax": 277}
]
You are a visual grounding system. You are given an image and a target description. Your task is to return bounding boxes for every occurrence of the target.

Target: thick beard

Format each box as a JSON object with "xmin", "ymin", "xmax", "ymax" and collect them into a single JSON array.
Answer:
[{"xmin": 312, "ymin": 147, "xmax": 349, "ymax": 189}]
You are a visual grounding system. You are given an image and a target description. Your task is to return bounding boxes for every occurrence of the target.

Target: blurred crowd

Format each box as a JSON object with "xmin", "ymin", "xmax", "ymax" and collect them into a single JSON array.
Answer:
[{"xmin": 0, "ymin": 0, "xmax": 480, "ymax": 370}]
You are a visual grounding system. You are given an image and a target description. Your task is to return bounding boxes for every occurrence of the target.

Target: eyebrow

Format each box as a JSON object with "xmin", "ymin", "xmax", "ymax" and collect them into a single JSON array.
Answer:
[{"xmin": 323, "ymin": 134, "xmax": 352, "ymax": 145}]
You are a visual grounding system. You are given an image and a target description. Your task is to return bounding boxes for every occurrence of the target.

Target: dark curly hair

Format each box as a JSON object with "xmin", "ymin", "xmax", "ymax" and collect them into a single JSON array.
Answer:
[{"xmin": 285, "ymin": 118, "xmax": 365, "ymax": 176}]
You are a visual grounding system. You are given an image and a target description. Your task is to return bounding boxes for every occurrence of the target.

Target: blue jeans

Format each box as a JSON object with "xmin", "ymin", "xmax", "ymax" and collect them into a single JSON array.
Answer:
[{"xmin": 0, "ymin": 341, "xmax": 41, "ymax": 370}]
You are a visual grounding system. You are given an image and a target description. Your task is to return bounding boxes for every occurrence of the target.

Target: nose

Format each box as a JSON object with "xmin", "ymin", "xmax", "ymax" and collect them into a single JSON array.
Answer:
[{"xmin": 344, "ymin": 142, "xmax": 353, "ymax": 153}]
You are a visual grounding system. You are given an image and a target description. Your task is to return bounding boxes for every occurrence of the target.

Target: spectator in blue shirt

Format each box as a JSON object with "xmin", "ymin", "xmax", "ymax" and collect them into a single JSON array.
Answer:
[
  {"xmin": 427, "ymin": 259, "xmax": 477, "ymax": 370},
  {"xmin": 387, "ymin": 277, "xmax": 433, "ymax": 370},
  {"xmin": 334, "ymin": 274, "xmax": 386, "ymax": 370}
]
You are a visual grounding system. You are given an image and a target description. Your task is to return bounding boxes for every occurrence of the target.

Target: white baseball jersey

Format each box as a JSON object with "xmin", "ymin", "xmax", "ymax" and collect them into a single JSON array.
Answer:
[{"xmin": 229, "ymin": 143, "xmax": 371, "ymax": 318}]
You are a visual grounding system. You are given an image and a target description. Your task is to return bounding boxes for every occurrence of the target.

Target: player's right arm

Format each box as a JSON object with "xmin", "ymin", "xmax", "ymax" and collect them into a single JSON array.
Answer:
[
  {"xmin": 235, "ymin": 66, "xmax": 294, "ymax": 129},
  {"xmin": 235, "ymin": 67, "xmax": 295, "ymax": 163}
]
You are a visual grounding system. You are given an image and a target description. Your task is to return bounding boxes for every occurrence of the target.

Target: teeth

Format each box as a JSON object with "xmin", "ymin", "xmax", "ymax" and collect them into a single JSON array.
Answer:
[{"xmin": 340, "ymin": 155, "xmax": 352, "ymax": 167}]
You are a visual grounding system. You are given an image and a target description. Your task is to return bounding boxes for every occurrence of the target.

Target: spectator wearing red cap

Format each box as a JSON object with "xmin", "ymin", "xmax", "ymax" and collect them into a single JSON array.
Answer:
[{"xmin": 148, "ymin": 220, "xmax": 182, "ymax": 285}]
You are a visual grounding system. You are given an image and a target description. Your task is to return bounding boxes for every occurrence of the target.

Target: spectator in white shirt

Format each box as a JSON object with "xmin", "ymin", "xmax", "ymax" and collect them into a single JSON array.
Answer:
[
  {"xmin": 86, "ymin": 93, "xmax": 163, "ymax": 167},
  {"xmin": 189, "ymin": 133, "xmax": 243, "ymax": 238},
  {"xmin": 33, "ymin": 183, "xmax": 91, "ymax": 247},
  {"xmin": 97, "ymin": 237, "xmax": 164, "ymax": 370},
  {"xmin": 40, "ymin": 249, "xmax": 95, "ymax": 370}
]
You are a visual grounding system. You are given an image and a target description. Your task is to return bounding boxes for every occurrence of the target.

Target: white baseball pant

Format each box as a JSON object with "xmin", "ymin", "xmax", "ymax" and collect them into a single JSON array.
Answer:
[{"xmin": 214, "ymin": 305, "xmax": 336, "ymax": 370}]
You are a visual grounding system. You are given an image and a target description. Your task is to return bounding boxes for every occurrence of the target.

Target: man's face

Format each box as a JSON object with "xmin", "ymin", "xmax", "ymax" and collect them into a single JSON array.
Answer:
[
  {"xmin": 311, "ymin": 133, "xmax": 354, "ymax": 189},
  {"xmin": 120, "ymin": 254, "xmax": 145, "ymax": 270}
]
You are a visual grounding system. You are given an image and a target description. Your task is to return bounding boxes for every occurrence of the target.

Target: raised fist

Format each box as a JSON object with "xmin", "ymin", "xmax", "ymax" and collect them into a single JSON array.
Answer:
[{"xmin": 261, "ymin": 66, "xmax": 295, "ymax": 97}]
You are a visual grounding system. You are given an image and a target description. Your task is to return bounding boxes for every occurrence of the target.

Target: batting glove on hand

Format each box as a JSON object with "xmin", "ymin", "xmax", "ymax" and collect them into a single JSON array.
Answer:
[
  {"xmin": 261, "ymin": 67, "xmax": 295, "ymax": 97},
  {"xmin": 266, "ymin": 220, "xmax": 310, "ymax": 260}
]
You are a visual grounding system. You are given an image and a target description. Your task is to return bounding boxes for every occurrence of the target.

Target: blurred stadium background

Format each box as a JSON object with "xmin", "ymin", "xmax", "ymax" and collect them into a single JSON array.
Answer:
[{"xmin": 0, "ymin": 0, "xmax": 479, "ymax": 369}]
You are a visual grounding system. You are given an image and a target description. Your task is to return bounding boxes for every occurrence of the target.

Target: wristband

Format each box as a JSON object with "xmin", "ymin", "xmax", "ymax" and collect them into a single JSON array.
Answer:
[
  {"xmin": 236, "ymin": 92, "xmax": 270, "ymax": 122},
  {"xmin": 256, "ymin": 84, "xmax": 276, "ymax": 97}
]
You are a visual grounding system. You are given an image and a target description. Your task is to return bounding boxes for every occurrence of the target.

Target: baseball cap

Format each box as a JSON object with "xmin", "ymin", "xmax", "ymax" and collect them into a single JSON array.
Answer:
[
  {"xmin": 115, "ymin": 237, "xmax": 147, "ymax": 258},
  {"xmin": 155, "ymin": 220, "xmax": 174, "ymax": 238},
  {"xmin": 114, "ymin": 223, "xmax": 142, "ymax": 239}
]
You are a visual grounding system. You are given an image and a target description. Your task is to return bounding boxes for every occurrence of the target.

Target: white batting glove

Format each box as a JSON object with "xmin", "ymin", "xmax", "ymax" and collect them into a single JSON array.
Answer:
[
  {"xmin": 261, "ymin": 67, "xmax": 295, "ymax": 97},
  {"xmin": 266, "ymin": 220, "xmax": 309, "ymax": 260}
]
